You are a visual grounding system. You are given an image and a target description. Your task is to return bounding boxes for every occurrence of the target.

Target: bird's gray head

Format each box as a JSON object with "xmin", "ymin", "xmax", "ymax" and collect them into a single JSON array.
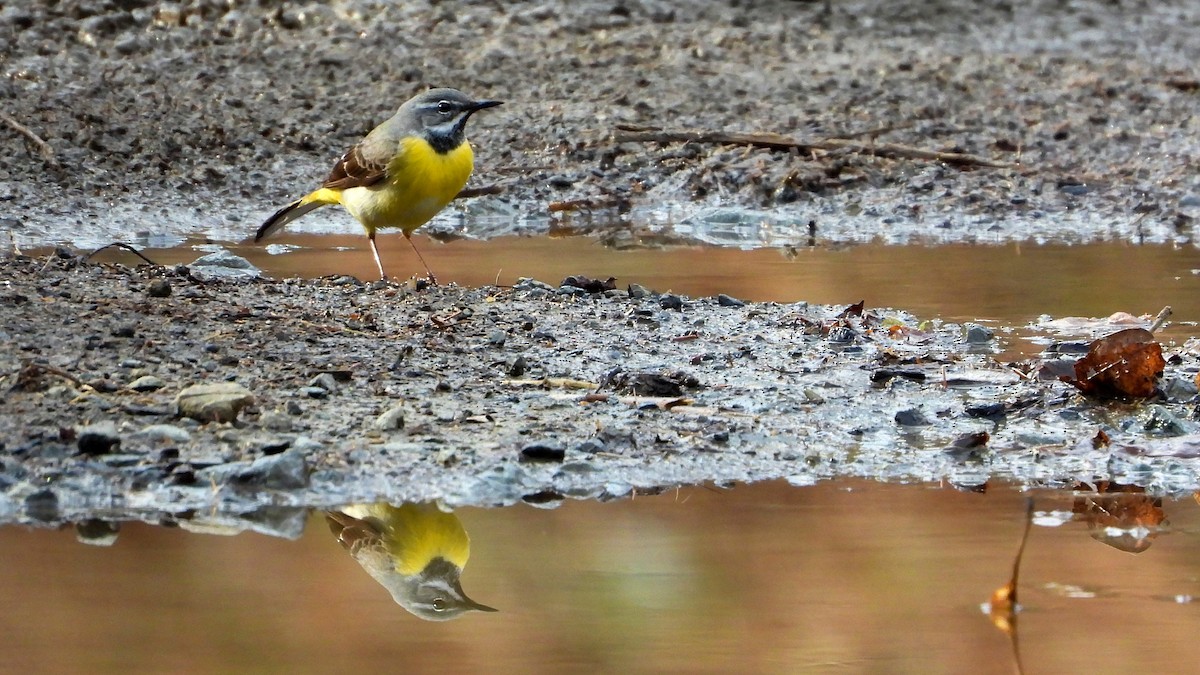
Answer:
[
  {"xmin": 403, "ymin": 88, "xmax": 503, "ymax": 153},
  {"xmin": 391, "ymin": 557, "xmax": 499, "ymax": 622}
]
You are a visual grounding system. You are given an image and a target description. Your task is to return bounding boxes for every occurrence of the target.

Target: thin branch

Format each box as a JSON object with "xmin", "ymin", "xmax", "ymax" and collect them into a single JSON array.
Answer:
[
  {"xmin": 613, "ymin": 126, "xmax": 1020, "ymax": 170},
  {"xmin": 1, "ymin": 111, "xmax": 58, "ymax": 166}
]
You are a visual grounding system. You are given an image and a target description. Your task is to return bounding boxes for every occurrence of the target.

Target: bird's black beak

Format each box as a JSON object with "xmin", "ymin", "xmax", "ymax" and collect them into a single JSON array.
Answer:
[{"xmin": 470, "ymin": 100, "xmax": 503, "ymax": 112}]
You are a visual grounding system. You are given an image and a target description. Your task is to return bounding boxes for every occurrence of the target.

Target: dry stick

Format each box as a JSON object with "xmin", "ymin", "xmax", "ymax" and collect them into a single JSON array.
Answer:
[
  {"xmin": 1149, "ymin": 305, "xmax": 1173, "ymax": 334},
  {"xmin": 612, "ymin": 126, "xmax": 1020, "ymax": 170},
  {"xmin": 0, "ymin": 112, "xmax": 58, "ymax": 166}
]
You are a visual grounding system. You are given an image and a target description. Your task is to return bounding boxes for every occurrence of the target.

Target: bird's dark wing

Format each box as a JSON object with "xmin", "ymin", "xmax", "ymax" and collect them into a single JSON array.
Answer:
[{"xmin": 321, "ymin": 143, "xmax": 389, "ymax": 190}]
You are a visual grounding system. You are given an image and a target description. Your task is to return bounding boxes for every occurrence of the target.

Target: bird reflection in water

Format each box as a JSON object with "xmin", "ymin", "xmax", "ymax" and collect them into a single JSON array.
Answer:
[{"xmin": 326, "ymin": 502, "xmax": 497, "ymax": 621}]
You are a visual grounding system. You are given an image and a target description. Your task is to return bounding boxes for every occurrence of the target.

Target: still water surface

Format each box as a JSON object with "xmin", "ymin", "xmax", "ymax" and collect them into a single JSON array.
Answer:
[
  {"xmin": 2, "ymin": 480, "xmax": 1198, "ymax": 674},
  {"xmin": 91, "ymin": 234, "xmax": 1200, "ymax": 354}
]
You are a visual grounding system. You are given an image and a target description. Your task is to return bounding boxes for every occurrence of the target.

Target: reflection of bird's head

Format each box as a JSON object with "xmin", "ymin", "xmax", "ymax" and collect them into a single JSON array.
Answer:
[{"xmin": 326, "ymin": 503, "xmax": 497, "ymax": 621}]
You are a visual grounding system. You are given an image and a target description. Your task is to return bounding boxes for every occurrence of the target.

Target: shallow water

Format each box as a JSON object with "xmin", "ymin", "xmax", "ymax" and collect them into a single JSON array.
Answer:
[
  {"xmin": 84, "ymin": 233, "xmax": 1200, "ymax": 355},
  {"xmin": 2, "ymin": 479, "xmax": 1198, "ymax": 674}
]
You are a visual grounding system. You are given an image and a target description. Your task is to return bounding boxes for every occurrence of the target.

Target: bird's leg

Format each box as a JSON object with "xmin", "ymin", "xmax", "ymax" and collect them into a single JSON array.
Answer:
[
  {"xmin": 368, "ymin": 230, "xmax": 388, "ymax": 281},
  {"xmin": 404, "ymin": 232, "xmax": 438, "ymax": 286}
]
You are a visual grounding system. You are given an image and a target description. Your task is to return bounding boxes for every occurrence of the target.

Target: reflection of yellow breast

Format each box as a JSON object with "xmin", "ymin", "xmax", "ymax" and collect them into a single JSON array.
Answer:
[
  {"xmin": 340, "ymin": 137, "xmax": 475, "ymax": 234},
  {"xmin": 353, "ymin": 502, "xmax": 471, "ymax": 576}
]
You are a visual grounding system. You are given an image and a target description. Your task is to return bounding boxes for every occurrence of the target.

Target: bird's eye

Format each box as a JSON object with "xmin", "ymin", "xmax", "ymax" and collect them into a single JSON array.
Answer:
[
  {"xmin": 432, "ymin": 598, "xmax": 447, "ymax": 611},
  {"xmin": 436, "ymin": 101, "xmax": 453, "ymax": 114}
]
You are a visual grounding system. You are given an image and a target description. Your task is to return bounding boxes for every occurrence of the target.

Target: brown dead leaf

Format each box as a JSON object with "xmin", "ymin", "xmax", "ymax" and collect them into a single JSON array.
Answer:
[
  {"xmin": 561, "ymin": 275, "xmax": 617, "ymax": 294},
  {"xmin": 1072, "ymin": 482, "xmax": 1166, "ymax": 553},
  {"xmin": 838, "ymin": 300, "xmax": 865, "ymax": 318},
  {"xmin": 1069, "ymin": 328, "xmax": 1164, "ymax": 399}
]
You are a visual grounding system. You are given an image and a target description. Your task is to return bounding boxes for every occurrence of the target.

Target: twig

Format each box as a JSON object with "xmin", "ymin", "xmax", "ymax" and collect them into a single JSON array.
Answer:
[
  {"xmin": 19, "ymin": 362, "xmax": 86, "ymax": 388},
  {"xmin": 85, "ymin": 242, "xmax": 160, "ymax": 265},
  {"xmin": 1, "ymin": 112, "xmax": 58, "ymax": 166},
  {"xmin": 613, "ymin": 126, "xmax": 1019, "ymax": 170},
  {"xmin": 1149, "ymin": 306, "xmax": 1172, "ymax": 334}
]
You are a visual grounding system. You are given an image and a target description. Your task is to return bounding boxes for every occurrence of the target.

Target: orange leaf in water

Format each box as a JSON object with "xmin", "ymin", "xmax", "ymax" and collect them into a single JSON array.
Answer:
[{"xmin": 1070, "ymin": 328, "xmax": 1164, "ymax": 399}]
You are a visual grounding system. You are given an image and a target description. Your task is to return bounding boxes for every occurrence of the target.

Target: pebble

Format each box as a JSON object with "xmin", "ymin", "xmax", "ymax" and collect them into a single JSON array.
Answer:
[
  {"xmin": 198, "ymin": 448, "xmax": 309, "ymax": 490},
  {"xmin": 77, "ymin": 421, "xmax": 121, "ymax": 455},
  {"xmin": 174, "ymin": 382, "xmax": 255, "ymax": 422},
  {"xmin": 894, "ymin": 408, "xmax": 931, "ymax": 426},
  {"xmin": 132, "ymin": 424, "xmax": 192, "ymax": 443},
  {"xmin": 75, "ymin": 519, "xmax": 121, "ymax": 546},
  {"xmin": 488, "ymin": 329, "xmax": 507, "ymax": 347},
  {"xmin": 146, "ymin": 279, "xmax": 172, "ymax": 298},
  {"xmin": 128, "ymin": 375, "xmax": 166, "ymax": 392},
  {"xmin": 308, "ymin": 372, "xmax": 339, "ymax": 393},
  {"xmin": 963, "ymin": 324, "xmax": 995, "ymax": 344},
  {"xmin": 717, "ymin": 293, "xmax": 746, "ymax": 307},
  {"xmin": 627, "ymin": 284, "xmax": 652, "ymax": 299},
  {"xmin": 259, "ymin": 411, "xmax": 295, "ymax": 432},
  {"xmin": 660, "ymin": 294, "xmax": 684, "ymax": 310},
  {"xmin": 520, "ymin": 443, "xmax": 566, "ymax": 463},
  {"xmin": 374, "ymin": 405, "xmax": 406, "ymax": 431},
  {"xmin": 300, "ymin": 386, "xmax": 328, "ymax": 399},
  {"xmin": 24, "ymin": 489, "xmax": 59, "ymax": 522}
]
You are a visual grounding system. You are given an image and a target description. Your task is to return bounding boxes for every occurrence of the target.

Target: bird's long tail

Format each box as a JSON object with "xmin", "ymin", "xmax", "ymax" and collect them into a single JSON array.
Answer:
[{"xmin": 255, "ymin": 188, "xmax": 341, "ymax": 241}]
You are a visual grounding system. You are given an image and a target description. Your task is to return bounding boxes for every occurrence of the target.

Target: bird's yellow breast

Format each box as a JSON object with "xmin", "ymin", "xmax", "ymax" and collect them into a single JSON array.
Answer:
[
  {"xmin": 378, "ymin": 503, "xmax": 472, "ymax": 576},
  {"xmin": 340, "ymin": 136, "xmax": 475, "ymax": 234}
]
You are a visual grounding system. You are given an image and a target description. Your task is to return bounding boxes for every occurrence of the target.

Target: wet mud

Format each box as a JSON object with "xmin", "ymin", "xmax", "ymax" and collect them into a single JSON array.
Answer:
[
  {"xmin": 2, "ymin": 0, "xmax": 1199, "ymax": 248},
  {"xmin": 3, "ymin": 253, "xmax": 1200, "ymax": 527},
  {"xmin": 3, "ymin": 1, "xmax": 1200, "ymax": 521}
]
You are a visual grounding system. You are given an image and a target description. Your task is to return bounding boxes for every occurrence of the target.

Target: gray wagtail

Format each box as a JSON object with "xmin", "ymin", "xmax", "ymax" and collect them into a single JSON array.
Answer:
[
  {"xmin": 326, "ymin": 502, "xmax": 497, "ymax": 621},
  {"xmin": 255, "ymin": 88, "xmax": 501, "ymax": 282}
]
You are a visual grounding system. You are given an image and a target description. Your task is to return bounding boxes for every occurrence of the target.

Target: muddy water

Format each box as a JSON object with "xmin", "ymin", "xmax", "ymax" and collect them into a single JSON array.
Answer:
[
  {"xmin": 89, "ymin": 234, "xmax": 1200, "ymax": 354},
  {"xmin": 2, "ymin": 480, "xmax": 1197, "ymax": 674}
]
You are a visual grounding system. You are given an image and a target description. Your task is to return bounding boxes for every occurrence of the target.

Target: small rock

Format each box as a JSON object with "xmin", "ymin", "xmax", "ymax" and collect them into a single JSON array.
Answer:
[
  {"xmin": 717, "ymin": 293, "xmax": 746, "ymax": 307},
  {"xmin": 576, "ymin": 438, "xmax": 607, "ymax": 454},
  {"xmin": 198, "ymin": 448, "xmax": 309, "ymax": 490},
  {"xmin": 1163, "ymin": 375, "xmax": 1199, "ymax": 401},
  {"xmin": 132, "ymin": 424, "xmax": 191, "ymax": 443},
  {"xmin": 112, "ymin": 324, "xmax": 137, "ymax": 338},
  {"xmin": 187, "ymin": 250, "xmax": 261, "ymax": 282},
  {"xmin": 75, "ymin": 519, "xmax": 121, "ymax": 546},
  {"xmin": 77, "ymin": 422, "xmax": 120, "ymax": 455},
  {"xmin": 259, "ymin": 411, "xmax": 295, "ymax": 432},
  {"xmin": 374, "ymin": 405, "xmax": 406, "ymax": 431},
  {"xmin": 146, "ymin": 279, "xmax": 172, "ymax": 298},
  {"xmin": 300, "ymin": 386, "xmax": 328, "ymax": 399},
  {"xmin": 25, "ymin": 489, "xmax": 59, "ymax": 522},
  {"xmin": 963, "ymin": 324, "xmax": 995, "ymax": 344},
  {"xmin": 627, "ymin": 283, "xmax": 652, "ymax": 299},
  {"xmin": 520, "ymin": 443, "xmax": 566, "ymax": 463},
  {"xmin": 894, "ymin": 408, "xmax": 930, "ymax": 426},
  {"xmin": 128, "ymin": 375, "xmax": 166, "ymax": 392},
  {"xmin": 87, "ymin": 378, "xmax": 120, "ymax": 393},
  {"xmin": 965, "ymin": 402, "xmax": 1006, "ymax": 420},
  {"xmin": 175, "ymin": 382, "xmax": 254, "ymax": 423},
  {"xmin": 308, "ymin": 372, "xmax": 338, "ymax": 393},
  {"xmin": 488, "ymin": 329, "xmax": 507, "ymax": 347},
  {"xmin": 659, "ymin": 294, "xmax": 684, "ymax": 310},
  {"xmin": 507, "ymin": 355, "xmax": 528, "ymax": 377}
]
